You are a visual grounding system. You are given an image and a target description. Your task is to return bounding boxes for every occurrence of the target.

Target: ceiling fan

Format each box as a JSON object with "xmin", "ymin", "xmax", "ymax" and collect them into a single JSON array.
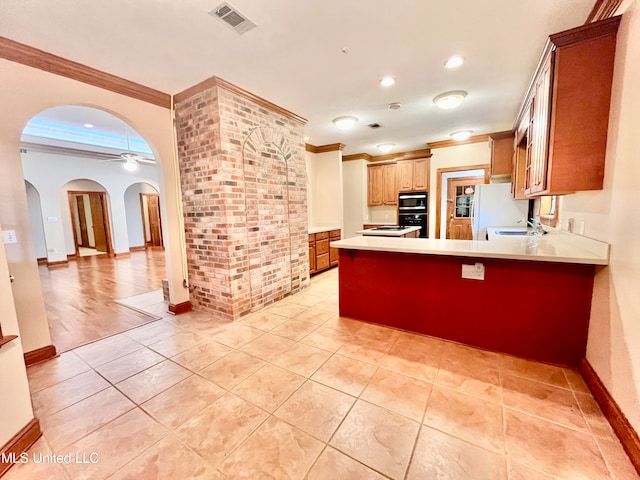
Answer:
[{"xmin": 99, "ymin": 125, "xmax": 154, "ymax": 171}]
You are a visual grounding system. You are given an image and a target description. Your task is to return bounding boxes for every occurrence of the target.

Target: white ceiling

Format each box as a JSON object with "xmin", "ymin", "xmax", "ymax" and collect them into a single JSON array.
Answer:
[{"xmin": 1, "ymin": 0, "xmax": 595, "ymax": 155}]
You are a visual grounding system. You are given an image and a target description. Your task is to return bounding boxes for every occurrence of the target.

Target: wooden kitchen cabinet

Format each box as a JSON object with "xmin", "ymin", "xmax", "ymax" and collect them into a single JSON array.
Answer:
[
  {"xmin": 308, "ymin": 234, "xmax": 316, "ymax": 274},
  {"xmin": 514, "ymin": 16, "xmax": 620, "ymax": 197},
  {"xmin": 512, "ymin": 104, "xmax": 531, "ymax": 200},
  {"xmin": 489, "ymin": 132, "xmax": 515, "ymax": 179},
  {"xmin": 329, "ymin": 229, "xmax": 340, "ymax": 266},
  {"xmin": 309, "ymin": 229, "xmax": 341, "ymax": 275},
  {"xmin": 397, "ymin": 158, "xmax": 429, "ymax": 192},
  {"xmin": 367, "ymin": 163, "xmax": 397, "ymax": 206}
]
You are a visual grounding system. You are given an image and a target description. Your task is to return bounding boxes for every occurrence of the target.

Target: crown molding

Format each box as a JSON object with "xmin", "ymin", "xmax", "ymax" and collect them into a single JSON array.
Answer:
[
  {"xmin": 0, "ymin": 36, "xmax": 171, "ymax": 108},
  {"xmin": 427, "ymin": 134, "xmax": 490, "ymax": 149},
  {"xmin": 586, "ymin": 0, "xmax": 623, "ymax": 23},
  {"xmin": 174, "ymin": 76, "xmax": 307, "ymax": 125},
  {"xmin": 305, "ymin": 143, "xmax": 345, "ymax": 153},
  {"xmin": 342, "ymin": 153, "xmax": 373, "ymax": 162}
]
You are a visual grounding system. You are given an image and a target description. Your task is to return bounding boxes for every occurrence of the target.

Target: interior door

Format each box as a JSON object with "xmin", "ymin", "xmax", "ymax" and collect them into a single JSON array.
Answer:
[
  {"xmin": 89, "ymin": 194, "xmax": 108, "ymax": 253},
  {"xmin": 144, "ymin": 194, "xmax": 163, "ymax": 247},
  {"xmin": 75, "ymin": 196, "xmax": 90, "ymax": 247},
  {"xmin": 446, "ymin": 176, "xmax": 484, "ymax": 240}
]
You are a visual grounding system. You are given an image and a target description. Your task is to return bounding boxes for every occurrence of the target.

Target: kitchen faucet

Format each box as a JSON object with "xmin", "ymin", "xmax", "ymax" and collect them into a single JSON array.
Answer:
[{"xmin": 518, "ymin": 218, "xmax": 547, "ymax": 236}]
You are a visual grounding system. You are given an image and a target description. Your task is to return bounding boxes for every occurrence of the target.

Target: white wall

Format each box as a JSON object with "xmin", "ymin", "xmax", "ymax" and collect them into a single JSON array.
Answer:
[
  {"xmin": 125, "ymin": 183, "xmax": 158, "ymax": 247},
  {"xmin": 428, "ymin": 142, "xmax": 490, "ymax": 238},
  {"xmin": 342, "ymin": 159, "xmax": 369, "ymax": 239},
  {"xmin": 22, "ymin": 150, "xmax": 160, "ymax": 258},
  {"xmin": 560, "ymin": 0, "xmax": 640, "ymax": 433},
  {"xmin": 25, "ymin": 181, "xmax": 47, "ymax": 258},
  {"xmin": 305, "ymin": 150, "xmax": 343, "ymax": 228},
  {"xmin": 0, "ymin": 222, "xmax": 34, "ymax": 448}
]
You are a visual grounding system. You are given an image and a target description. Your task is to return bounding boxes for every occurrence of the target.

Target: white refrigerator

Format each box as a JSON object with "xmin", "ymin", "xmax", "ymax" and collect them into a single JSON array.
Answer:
[{"xmin": 471, "ymin": 183, "xmax": 529, "ymax": 240}]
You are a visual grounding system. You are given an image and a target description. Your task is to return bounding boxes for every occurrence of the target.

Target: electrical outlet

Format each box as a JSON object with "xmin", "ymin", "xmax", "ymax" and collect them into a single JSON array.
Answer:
[
  {"xmin": 462, "ymin": 263, "xmax": 485, "ymax": 280},
  {"xmin": 2, "ymin": 230, "xmax": 17, "ymax": 244}
]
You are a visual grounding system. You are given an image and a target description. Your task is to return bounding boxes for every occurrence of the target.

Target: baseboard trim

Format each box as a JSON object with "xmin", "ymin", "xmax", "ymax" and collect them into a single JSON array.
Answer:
[
  {"xmin": 579, "ymin": 359, "xmax": 640, "ymax": 474},
  {"xmin": 36, "ymin": 257, "xmax": 47, "ymax": 265},
  {"xmin": 67, "ymin": 253, "xmax": 78, "ymax": 261},
  {"xmin": 113, "ymin": 251, "xmax": 131, "ymax": 259},
  {"xmin": 24, "ymin": 345, "xmax": 57, "ymax": 366},
  {"xmin": 46, "ymin": 260, "xmax": 68, "ymax": 268},
  {"xmin": 129, "ymin": 246, "xmax": 146, "ymax": 252},
  {"xmin": 168, "ymin": 301, "xmax": 192, "ymax": 315},
  {"xmin": 0, "ymin": 418, "xmax": 42, "ymax": 477}
]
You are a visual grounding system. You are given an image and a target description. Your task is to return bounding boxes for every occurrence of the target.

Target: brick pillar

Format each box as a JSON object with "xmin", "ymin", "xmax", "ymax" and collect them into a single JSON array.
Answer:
[{"xmin": 174, "ymin": 78, "xmax": 309, "ymax": 319}]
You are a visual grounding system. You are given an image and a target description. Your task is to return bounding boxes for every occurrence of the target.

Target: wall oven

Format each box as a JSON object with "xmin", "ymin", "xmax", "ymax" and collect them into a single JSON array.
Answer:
[{"xmin": 398, "ymin": 192, "xmax": 428, "ymax": 238}]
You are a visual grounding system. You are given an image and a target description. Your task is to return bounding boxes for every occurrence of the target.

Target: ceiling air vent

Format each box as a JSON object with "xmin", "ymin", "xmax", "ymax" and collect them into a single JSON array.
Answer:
[
  {"xmin": 209, "ymin": 2, "xmax": 257, "ymax": 35},
  {"xmin": 368, "ymin": 123, "xmax": 382, "ymax": 129}
]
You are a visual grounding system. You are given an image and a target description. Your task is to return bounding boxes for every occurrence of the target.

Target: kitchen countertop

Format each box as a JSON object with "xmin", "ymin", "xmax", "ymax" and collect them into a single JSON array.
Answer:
[
  {"xmin": 331, "ymin": 228, "xmax": 610, "ymax": 265},
  {"xmin": 355, "ymin": 226, "xmax": 421, "ymax": 237},
  {"xmin": 308, "ymin": 226, "xmax": 341, "ymax": 235}
]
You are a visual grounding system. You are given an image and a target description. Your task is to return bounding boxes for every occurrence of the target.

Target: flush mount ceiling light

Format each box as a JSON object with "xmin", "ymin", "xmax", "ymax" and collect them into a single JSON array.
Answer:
[
  {"xmin": 444, "ymin": 56, "xmax": 465, "ymax": 69},
  {"xmin": 83, "ymin": 123, "xmax": 94, "ymax": 128},
  {"xmin": 122, "ymin": 158, "xmax": 139, "ymax": 172},
  {"xmin": 333, "ymin": 116, "xmax": 358, "ymax": 130},
  {"xmin": 433, "ymin": 90, "xmax": 467, "ymax": 109},
  {"xmin": 377, "ymin": 143, "xmax": 395, "ymax": 153},
  {"xmin": 450, "ymin": 130, "xmax": 473, "ymax": 141},
  {"xmin": 379, "ymin": 76, "xmax": 396, "ymax": 87},
  {"xmin": 388, "ymin": 102, "xmax": 402, "ymax": 110}
]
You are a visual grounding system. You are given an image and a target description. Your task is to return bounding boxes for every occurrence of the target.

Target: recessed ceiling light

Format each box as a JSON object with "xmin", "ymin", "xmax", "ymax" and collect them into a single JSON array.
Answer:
[
  {"xmin": 377, "ymin": 143, "xmax": 395, "ymax": 153},
  {"xmin": 379, "ymin": 76, "xmax": 396, "ymax": 87},
  {"xmin": 83, "ymin": 123, "xmax": 94, "ymax": 128},
  {"xmin": 433, "ymin": 90, "xmax": 467, "ymax": 109},
  {"xmin": 304, "ymin": 136, "xmax": 310, "ymax": 142},
  {"xmin": 333, "ymin": 116, "xmax": 358, "ymax": 130},
  {"xmin": 444, "ymin": 56, "xmax": 464, "ymax": 69},
  {"xmin": 388, "ymin": 102, "xmax": 402, "ymax": 110},
  {"xmin": 450, "ymin": 130, "xmax": 473, "ymax": 141}
]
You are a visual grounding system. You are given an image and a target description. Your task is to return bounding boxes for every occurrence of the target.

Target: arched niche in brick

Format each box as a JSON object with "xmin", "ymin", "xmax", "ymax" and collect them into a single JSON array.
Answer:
[{"xmin": 242, "ymin": 125, "xmax": 296, "ymax": 310}]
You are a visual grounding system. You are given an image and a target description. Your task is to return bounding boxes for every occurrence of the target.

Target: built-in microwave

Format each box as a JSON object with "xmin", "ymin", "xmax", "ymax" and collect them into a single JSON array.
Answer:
[{"xmin": 398, "ymin": 192, "xmax": 427, "ymax": 211}]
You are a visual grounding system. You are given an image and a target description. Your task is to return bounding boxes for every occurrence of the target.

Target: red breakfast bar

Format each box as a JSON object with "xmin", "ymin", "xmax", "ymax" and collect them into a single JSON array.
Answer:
[{"xmin": 331, "ymin": 230, "xmax": 609, "ymax": 366}]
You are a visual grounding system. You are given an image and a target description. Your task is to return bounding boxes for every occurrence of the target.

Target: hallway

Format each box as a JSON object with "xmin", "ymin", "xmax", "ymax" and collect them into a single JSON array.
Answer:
[
  {"xmin": 7, "ymin": 268, "xmax": 638, "ymax": 479},
  {"xmin": 39, "ymin": 250, "xmax": 167, "ymax": 352}
]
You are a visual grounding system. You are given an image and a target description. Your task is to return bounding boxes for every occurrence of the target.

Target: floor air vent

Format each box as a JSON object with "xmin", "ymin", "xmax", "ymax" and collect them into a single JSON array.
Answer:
[{"xmin": 209, "ymin": 2, "xmax": 257, "ymax": 35}]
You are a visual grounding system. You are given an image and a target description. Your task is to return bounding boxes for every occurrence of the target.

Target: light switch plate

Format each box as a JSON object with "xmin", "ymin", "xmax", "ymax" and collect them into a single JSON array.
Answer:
[
  {"xmin": 462, "ymin": 263, "xmax": 485, "ymax": 280},
  {"xmin": 2, "ymin": 230, "xmax": 17, "ymax": 244}
]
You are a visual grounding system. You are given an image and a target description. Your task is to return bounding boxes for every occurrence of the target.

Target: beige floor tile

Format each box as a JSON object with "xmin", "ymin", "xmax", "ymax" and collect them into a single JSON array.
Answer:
[
  {"xmin": 337, "ymin": 337, "xmax": 393, "ymax": 365},
  {"xmin": 331, "ymin": 399, "xmax": 420, "ymax": 479},
  {"xmin": 232, "ymin": 364, "xmax": 305, "ymax": 412},
  {"xmin": 271, "ymin": 319, "xmax": 320, "ymax": 341},
  {"xmin": 199, "ymin": 350, "xmax": 265, "ymax": 389},
  {"xmin": 356, "ymin": 322, "xmax": 399, "ymax": 344},
  {"xmin": 563, "ymin": 367, "xmax": 591, "ymax": 393},
  {"xmin": 361, "ymin": 367, "xmax": 431, "ymax": 422},
  {"xmin": 322, "ymin": 316, "xmax": 364, "ymax": 336},
  {"xmin": 313, "ymin": 298, "xmax": 339, "ymax": 313},
  {"xmin": 301, "ymin": 329, "xmax": 349, "ymax": 352},
  {"xmin": 266, "ymin": 302, "xmax": 309, "ymax": 318},
  {"xmin": 27, "ymin": 352, "xmax": 91, "ymax": 393},
  {"xmin": 596, "ymin": 436, "xmax": 640, "ymax": 480},
  {"xmin": 293, "ymin": 306, "xmax": 337, "ymax": 324},
  {"xmin": 73, "ymin": 334, "xmax": 144, "ymax": 368},
  {"xmin": 406, "ymin": 425, "xmax": 507, "ymax": 480},
  {"xmin": 109, "ymin": 435, "xmax": 221, "ymax": 480},
  {"xmin": 147, "ymin": 330, "xmax": 205, "ymax": 357},
  {"xmin": 311, "ymin": 354, "xmax": 377, "ymax": 396},
  {"xmin": 207, "ymin": 324, "xmax": 264, "ymax": 348},
  {"xmin": 175, "ymin": 392, "xmax": 268, "ymax": 467},
  {"xmin": 40, "ymin": 387, "xmax": 135, "ymax": 451},
  {"xmin": 169, "ymin": 340, "xmax": 233, "ymax": 372},
  {"xmin": 393, "ymin": 331, "xmax": 446, "ymax": 354},
  {"xmin": 275, "ymin": 380, "xmax": 355, "ymax": 441},
  {"xmin": 1, "ymin": 437, "xmax": 71, "ymax": 480},
  {"xmin": 436, "ymin": 356, "xmax": 501, "ymax": 403},
  {"xmin": 60, "ymin": 408, "xmax": 167, "ymax": 480},
  {"xmin": 32, "ymin": 370, "xmax": 110, "ymax": 418},
  {"xmin": 141, "ymin": 375, "xmax": 226, "ymax": 430},
  {"xmin": 220, "ymin": 416, "xmax": 323, "ymax": 479},
  {"xmin": 504, "ymin": 408, "xmax": 610, "ymax": 479},
  {"xmin": 274, "ymin": 342, "xmax": 332, "ymax": 377},
  {"xmin": 284, "ymin": 292, "xmax": 327, "ymax": 308},
  {"xmin": 381, "ymin": 343, "xmax": 442, "ymax": 382},
  {"xmin": 574, "ymin": 391, "xmax": 618, "ymax": 439},
  {"xmin": 441, "ymin": 342, "xmax": 503, "ymax": 369},
  {"xmin": 423, "ymin": 386, "xmax": 505, "ymax": 453},
  {"xmin": 237, "ymin": 310, "xmax": 288, "ymax": 331},
  {"xmin": 307, "ymin": 447, "xmax": 389, "ymax": 480},
  {"xmin": 122, "ymin": 321, "xmax": 184, "ymax": 346},
  {"xmin": 508, "ymin": 459, "xmax": 559, "ymax": 479},
  {"xmin": 500, "ymin": 356, "xmax": 570, "ymax": 389},
  {"xmin": 239, "ymin": 332, "xmax": 296, "ymax": 362},
  {"xmin": 94, "ymin": 348, "xmax": 165, "ymax": 384},
  {"xmin": 501, "ymin": 374, "xmax": 587, "ymax": 431},
  {"xmin": 115, "ymin": 360, "xmax": 191, "ymax": 404}
]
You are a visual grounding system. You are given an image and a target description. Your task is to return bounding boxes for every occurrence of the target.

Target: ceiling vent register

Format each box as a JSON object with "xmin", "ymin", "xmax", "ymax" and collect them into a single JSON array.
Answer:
[{"xmin": 210, "ymin": 2, "xmax": 257, "ymax": 35}]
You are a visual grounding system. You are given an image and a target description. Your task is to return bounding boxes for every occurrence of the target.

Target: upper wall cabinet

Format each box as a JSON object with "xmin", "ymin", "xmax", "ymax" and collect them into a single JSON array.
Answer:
[
  {"xmin": 397, "ymin": 158, "xmax": 429, "ymax": 192},
  {"xmin": 488, "ymin": 132, "xmax": 515, "ymax": 180},
  {"xmin": 513, "ymin": 16, "xmax": 620, "ymax": 197},
  {"xmin": 367, "ymin": 163, "xmax": 397, "ymax": 206}
]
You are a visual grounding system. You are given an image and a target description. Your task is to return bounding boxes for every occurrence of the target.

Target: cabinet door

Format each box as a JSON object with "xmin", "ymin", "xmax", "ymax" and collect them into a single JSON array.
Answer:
[
  {"xmin": 367, "ymin": 165, "xmax": 383, "ymax": 206},
  {"xmin": 528, "ymin": 55, "xmax": 553, "ymax": 194},
  {"xmin": 490, "ymin": 135, "xmax": 514, "ymax": 177},
  {"xmin": 309, "ymin": 245, "xmax": 316, "ymax": 273},
  {"xmin": 383, "ymin": 164, "xmax": 397, "ymax": 205},
  {"xmin": 397, "ymin": 161, "xmax": 413, "ymax": 192},
  {"xmin": 412, "ymin": 159, "xmax": 428, "ymax": 190},
  {"xmin": 330, "ymin": 234, "xmax": 340, "ymax": 266}
]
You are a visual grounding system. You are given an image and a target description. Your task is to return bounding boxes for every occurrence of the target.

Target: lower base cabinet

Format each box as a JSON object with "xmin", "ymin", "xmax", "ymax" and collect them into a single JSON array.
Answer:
[{"xmin": 310, "ymin": 229, "xmax": 341, "ymax": 275}]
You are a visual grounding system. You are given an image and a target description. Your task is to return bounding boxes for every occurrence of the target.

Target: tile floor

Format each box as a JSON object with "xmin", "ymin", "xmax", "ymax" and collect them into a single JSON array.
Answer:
[{"xmin": 8, "ymin": 268, "xmax": 639, "ymax": 480}]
